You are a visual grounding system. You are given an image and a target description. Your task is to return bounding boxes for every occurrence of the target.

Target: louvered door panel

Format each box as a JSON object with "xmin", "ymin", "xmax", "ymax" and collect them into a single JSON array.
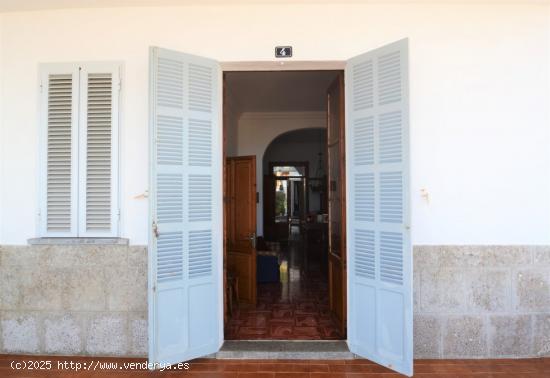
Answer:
[
  {"xmin": 78, "ymin": 64, "xmax": 119, "ymax": 237},
  {"xmin": 346, "ymin": 39, "xmax": 412, "ymax": 376},
  {"xmin": 149, "ymin": 47, "xmax": 221, "ymax": 367},
  {"xmin": 40, "ymin": 67, "xmax": 79, "ymax": 237}
]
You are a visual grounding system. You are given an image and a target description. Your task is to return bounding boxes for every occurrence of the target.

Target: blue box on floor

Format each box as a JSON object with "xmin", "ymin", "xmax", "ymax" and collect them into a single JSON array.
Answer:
[{"xmin": 257, "ymin": 253, "xmax": 279, "ymax": 283}]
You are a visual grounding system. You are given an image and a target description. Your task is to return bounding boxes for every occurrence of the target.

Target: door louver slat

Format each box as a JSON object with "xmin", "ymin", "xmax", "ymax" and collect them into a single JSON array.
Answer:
[
  {"xmin": 189, "ymin": 119, "xmax": 212, "ymax": 166},
  {"xmin": 157, "ymin": 231, "xmax": 184, "ymax": 282},
  {"xmin": 46, "ymin": 74, "xmax": 73, "ymax": 232},
  {"xmin": 188, "ymin": 230, "xmax": 212, "ymax": 278},
  {"xmin": 354, "ymin": 173, "xmax": 374, "ymax": 222},
  {"xmin": 188, "ymin": 174, "xmax": 212, "ymax": 222},
  {"xmin": 189, "ymin": 64, "xmax": 212, "ymax": 113},
  {"xmin": 354, "ymin": 117, "xmax": 374, "ymax": 165}
]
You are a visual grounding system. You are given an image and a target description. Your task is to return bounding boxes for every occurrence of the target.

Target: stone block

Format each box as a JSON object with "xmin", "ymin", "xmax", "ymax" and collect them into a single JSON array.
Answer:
[
  {"xmin": 129, "ymin": 312, "xmax": 147, "ymax": 357},
  {"xmin": 44, "ymin": 314, "xmax": 83, "ymax": 354},
  {"xmin": 489, "ymin": 315, "xmax": 532, "ymax": 357},
  {"xmin": 533, "ymin": 315, "xmax": 550, "ymax": 357},
  {"xmin": 514, "ymin": 269, "xmax": 550, "ymax": 311},
  {"xmin": 62, "ymin": 266, "xmax": 106, "ymax": 311},
  {"xmin": 0, "ymin": 264, "xmax": 20, "ymax": 310},
  {"xmin": 413, "ymin": 246, "xmax": 440, "ymax": 270},
  {"xmin": 420, "ymin": 268, "xmax": 466, "ymax": 312},
  {"xmin": 414, "ymin": 315, "xmax": 440, "ymax": 358},
  {"xmin": 437, "ymin": 246, "xmax": 531, "ymax": 268},
  {"xmin": 443, "ymin": 316, "xmax": 487, "ymax": 357},
  {"xmin": 467, "ymin": 270, "xmax": 510, "ymax": 312},
  {"xmin": 127, "ymin": 264, "xmax": 147, "ymax": 312},
  {"xmin": 533, "ymin": 246, "xmax": 550, "ymax": 266},
  {"xmin": 86, "ymin": 314, "xmax": 128, "ymax": 356},
  {"xmin": 128, "ymin": 246, "xmax": 147, "ymax": 269},
  {"xmin": 89, "ymin": 245, "xmax": 128, "ymax": 267},
  {"xmin": 1, "ymin": 313, "xmax": 40, "ymax": 353},
  {"xmin": 413, "ymin": 268, "xmax": 420, "ymax": 313},
  {"xmin": 43, "ymin": 245, "xmax": 128, "ymax": 268},
  {"xmin": 105, "ymin": 266, "xmax": 129, "ymax": 311},
  {"xmin": 1, "ymin": 246, "xmax": 48, "ymax": 266},
  {"xmin": 19, "ymin": 265, "xmax": 65, "ymax": 311}
]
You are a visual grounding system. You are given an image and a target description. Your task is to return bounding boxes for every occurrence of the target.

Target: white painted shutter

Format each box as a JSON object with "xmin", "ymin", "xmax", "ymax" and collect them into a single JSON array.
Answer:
[
  {"xmin": 39, "ymin": 65, "xmax": 80, "ymax": 237},
  {"xmin": 78, "ymin": 63, "xmax": 120, "ymax": 236},
  {"xmin": 148, "ymin": 47, "xmax": 222, "ymax": 366},
  {"xmin": 346, "ymin": 39, "xmax": 412, "ymax": 376}
]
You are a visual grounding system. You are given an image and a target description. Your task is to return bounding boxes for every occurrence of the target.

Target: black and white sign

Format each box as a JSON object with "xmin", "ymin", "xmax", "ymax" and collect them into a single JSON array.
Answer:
[{"xmin": 275, "ymin": 46, "xmax": 292, "ymax": 58}]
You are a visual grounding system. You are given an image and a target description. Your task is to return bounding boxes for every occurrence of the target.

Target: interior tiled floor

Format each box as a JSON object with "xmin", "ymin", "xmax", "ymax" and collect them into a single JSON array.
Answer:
[{"xmin": 225, "ymin": 239, "xmax": 344, "ymax": 340}]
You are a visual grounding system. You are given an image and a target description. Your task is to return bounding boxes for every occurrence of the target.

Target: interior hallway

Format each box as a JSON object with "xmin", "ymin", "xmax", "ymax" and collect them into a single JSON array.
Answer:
[{"xmin": 225, "ymin": 239, "xmax": 343, "ymax": 340}]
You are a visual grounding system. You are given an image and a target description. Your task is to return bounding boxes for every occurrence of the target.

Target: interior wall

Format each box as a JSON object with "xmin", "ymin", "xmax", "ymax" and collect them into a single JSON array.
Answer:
[
  {"xmin": 263, "ymin": 128, "xmax": 327, "ymax": 217},
  {"xmin": 0, "ymin": 3, "xmax": 549, "ymax": 245},
  {"xmin": 236, "ymin": 112, "xmax": 326, "ymax": 235}
]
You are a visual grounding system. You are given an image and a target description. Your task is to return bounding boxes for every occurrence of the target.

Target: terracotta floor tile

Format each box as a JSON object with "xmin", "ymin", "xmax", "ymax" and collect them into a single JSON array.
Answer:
[
  {"xmin": 225, "ymin": 241, "xmax": 343, "ymax": 341},
  {"xmin": 2, "ymin": 355, "xmax": 550, "ymax": 377}
]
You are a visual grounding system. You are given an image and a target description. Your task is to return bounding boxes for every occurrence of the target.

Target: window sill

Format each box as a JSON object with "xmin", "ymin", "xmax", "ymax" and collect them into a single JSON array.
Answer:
[{"xmin": 27, "ymin": 237, "xmax": 129, "ymax": 246}]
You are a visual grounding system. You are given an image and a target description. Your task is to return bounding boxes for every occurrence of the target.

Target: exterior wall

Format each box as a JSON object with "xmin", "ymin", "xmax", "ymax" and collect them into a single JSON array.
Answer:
[
  {"xmin": 0, "ymin": 245, "xmax": 147, "ymax": 356},
  {"xmin": 0, "ymin": 3, "xmax": 549, "ymax": 246},
  {"xmin": 1, "ymin": 244, "xmax": 548, "ymax": 358},
  {"xmin": 0, "ymin": 2, "xmax": 549, "ymax": 360},
  {"xmin": 414, "ymin": 246, "xmax": 550, "ymax": 358}
]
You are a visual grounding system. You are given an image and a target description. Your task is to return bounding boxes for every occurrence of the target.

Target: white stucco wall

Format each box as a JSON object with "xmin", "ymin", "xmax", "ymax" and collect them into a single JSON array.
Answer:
[
  {"xmin": 0, "ymin": 3, "xmax": 549, "ymax": 245},
  {"xmin": 0, "ymin": 14, "xmax": 3, "ymax": 244}
]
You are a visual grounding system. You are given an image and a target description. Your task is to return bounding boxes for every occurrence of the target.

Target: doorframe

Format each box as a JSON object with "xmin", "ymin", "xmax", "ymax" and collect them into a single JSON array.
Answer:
[{"xmin": 221, "ymin": 61, "xmax": 347, "ymax": 340}]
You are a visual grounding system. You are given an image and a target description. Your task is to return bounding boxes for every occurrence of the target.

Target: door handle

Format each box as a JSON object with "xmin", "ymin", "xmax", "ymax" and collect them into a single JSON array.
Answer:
[
  {"xmin": 152, "ymin": 221, "xmax": 160, "ymax": 238},
  {"xmin": 249, "ymin": 233, "xmax": 256, "ymax": 249}
]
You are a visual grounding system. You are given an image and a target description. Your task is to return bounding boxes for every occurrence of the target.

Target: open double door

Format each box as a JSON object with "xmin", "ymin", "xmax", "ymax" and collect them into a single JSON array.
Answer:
[{"xmin": 148, "ymin": 40, "xmax": 412, "ymax": 376}]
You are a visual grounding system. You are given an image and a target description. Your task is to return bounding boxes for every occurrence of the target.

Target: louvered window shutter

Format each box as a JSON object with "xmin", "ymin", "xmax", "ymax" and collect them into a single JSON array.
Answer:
[
  {"xmin": 40, "ymin": 65, "xmax": 80, "ymax": 237},
  {"xmin": 40, "ymin": 63, "xmax": 120, "ymax": 238},
  {"xmin": 78, "ymin": 64, "xmax": 120, "ymax": 237}
]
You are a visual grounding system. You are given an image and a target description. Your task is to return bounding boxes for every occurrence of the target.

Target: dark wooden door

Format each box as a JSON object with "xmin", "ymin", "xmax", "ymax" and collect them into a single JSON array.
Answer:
[
  {"xmin": 327, "ymin": 73, "xmax": 346, "ymax": 335},
  {"xmin": 226, "ymin": 156, "xmax": 257, "ymax": 304}
]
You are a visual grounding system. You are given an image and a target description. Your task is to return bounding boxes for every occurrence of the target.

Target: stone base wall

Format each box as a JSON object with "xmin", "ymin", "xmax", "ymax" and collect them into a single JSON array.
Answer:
[
  {"xmin": 0, "ymin": 245, "xmax": 147, "ymax": 356},
  {"xmin": 0, "ymin": 244, "xmax": 549, "ymax": 358},
  {"xmin": 414, "ymin": 246, "xmax": 550, "ymax": 358}
]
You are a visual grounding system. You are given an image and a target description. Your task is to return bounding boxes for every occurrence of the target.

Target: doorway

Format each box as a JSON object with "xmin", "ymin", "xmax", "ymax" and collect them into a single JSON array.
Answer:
[
  {"xmin": 222, "ymin": 71, "xmax": 346, "ymax": 340},
  {"xmin": 148, "ymin": 39, "xmax": 412, "ymax": 375}
]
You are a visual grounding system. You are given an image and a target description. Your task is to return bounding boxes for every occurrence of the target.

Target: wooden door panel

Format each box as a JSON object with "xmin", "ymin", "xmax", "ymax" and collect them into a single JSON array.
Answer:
[
  {"xmin": 226, "ymin": 156, "xmax": 257, "ymax": 304},
  {"xmin": 327, "ymin": 73, "xmax": 346, "ymax": 335},
  {"xmin": 329, "ymin": 255, "xmax": 345, "ymax": 328}
]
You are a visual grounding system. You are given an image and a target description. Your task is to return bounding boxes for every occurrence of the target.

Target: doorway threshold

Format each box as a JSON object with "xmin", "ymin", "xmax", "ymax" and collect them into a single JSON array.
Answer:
[{"xmin": 215, "ymin": 340, "xmax": 355, "ymax": 359}]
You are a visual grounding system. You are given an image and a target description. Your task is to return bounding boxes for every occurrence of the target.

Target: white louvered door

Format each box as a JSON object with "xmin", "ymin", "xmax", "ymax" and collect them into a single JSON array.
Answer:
[
  {"xmin": 39, "ymin": 65, "xmax": 80, "ymax": 237},
  {"xmin": 78, "ymin": 64, "xmax": 120, "ymax": 237},
  {"xmin": 345, "ymin": 39, "xmax": 412, "ymax": 376},
  {"xmin": 148, "ymin": 47, "xmax": 222, "ymax": 366}
]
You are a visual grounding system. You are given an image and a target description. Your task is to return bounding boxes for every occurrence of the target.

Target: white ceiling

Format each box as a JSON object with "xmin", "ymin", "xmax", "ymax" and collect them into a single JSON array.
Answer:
[
  {"xmin": 0, "ymin": 0, "xmax": 547, "ymax": 12},
  {"xmin": 225, "ymin": 71, "xmax": 339, "ymax": 113}
]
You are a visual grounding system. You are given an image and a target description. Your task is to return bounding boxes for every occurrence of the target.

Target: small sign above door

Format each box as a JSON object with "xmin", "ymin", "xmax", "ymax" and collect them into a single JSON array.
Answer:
[{"xmin": 275, "ymin": 46, "xmax": 292, "ymax": 58}]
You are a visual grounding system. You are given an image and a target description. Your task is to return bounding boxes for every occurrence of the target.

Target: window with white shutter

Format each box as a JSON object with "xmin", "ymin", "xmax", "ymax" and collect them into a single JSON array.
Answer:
[{"xmin": 39, "ymin": 62, "xmax": 120, "ymax": 238}]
